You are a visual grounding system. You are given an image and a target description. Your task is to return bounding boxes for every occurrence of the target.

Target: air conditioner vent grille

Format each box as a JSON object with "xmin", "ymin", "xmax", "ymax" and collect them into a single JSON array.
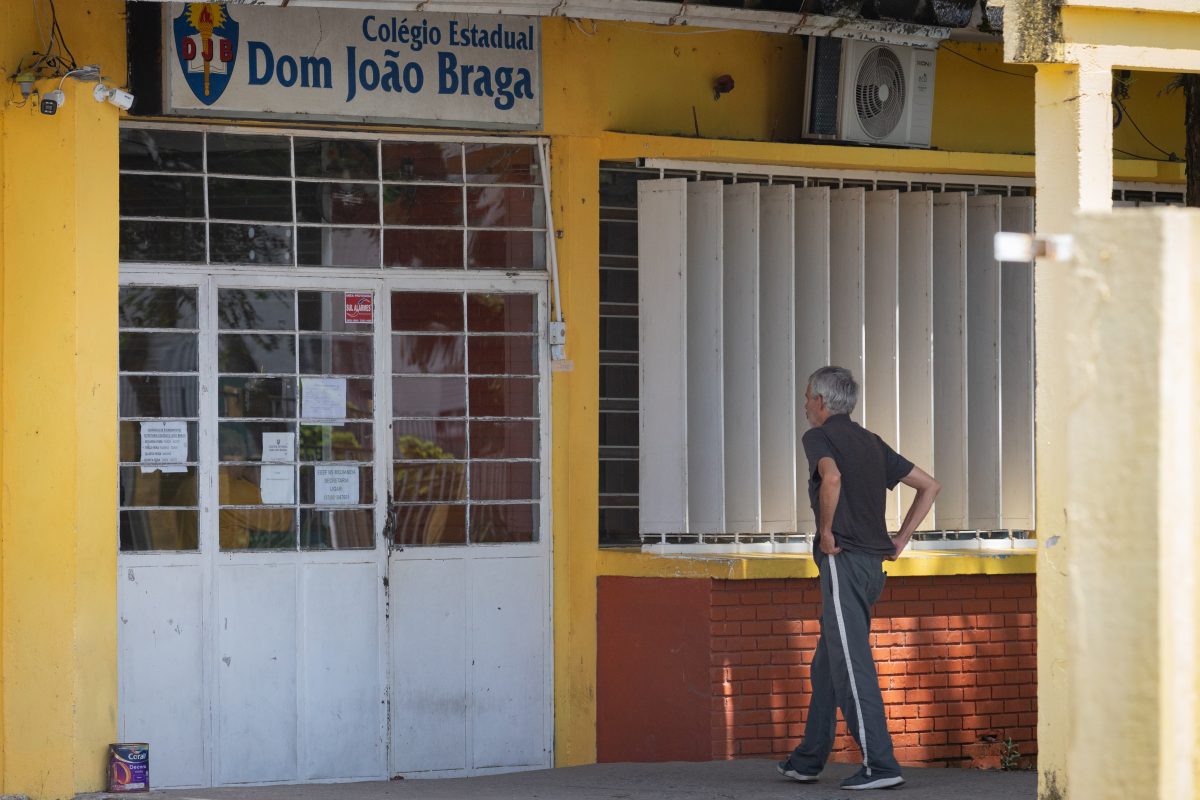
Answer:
[
  {"xmin": 854, "ymin": 45, "xmax": 907, "ymax": 140},
  {"xmin": 808, "ymin": 37, "xmax": 843, "ymax": 136}
]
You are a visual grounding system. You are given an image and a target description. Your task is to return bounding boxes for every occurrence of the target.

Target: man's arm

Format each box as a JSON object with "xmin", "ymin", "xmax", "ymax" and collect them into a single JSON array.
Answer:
[
  {"xmin": 816, "ymin": 456, "xmax": 842, "ymax": 555},
  {"xmin": 889, "ymin": 466, "xmax": 941, "ymax": 560}
]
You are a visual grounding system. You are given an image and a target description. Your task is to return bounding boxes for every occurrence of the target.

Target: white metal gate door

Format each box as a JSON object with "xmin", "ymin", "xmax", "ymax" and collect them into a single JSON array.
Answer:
[
  {"xmin": 206, "ymin": 279, "xmax": 389, "ymax": 785},
  {"xmin": 118, "ymin": 276, "xmax": 391, "ymax": 787},
  {"xmin": 384, "ymin": 285, "xmax": 553, "ymax": 777}
]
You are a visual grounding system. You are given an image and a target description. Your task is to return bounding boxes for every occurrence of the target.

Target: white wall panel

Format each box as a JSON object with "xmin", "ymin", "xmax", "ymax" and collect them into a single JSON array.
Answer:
[
  {"xmin": 301, "ymin": 562, "xmax": 383, "ymax": 780},
  {"xmin": 470, "ymin": 557, "xmax": 548, "ymax": 769},
  {"xmin": 391, "ymin": 558, "xmax": 468, "ymax": 774},
  {"xmin": 759, "ymin": 185, "xmax": 798, "ymax": 534},
  {"xmin": 119, "ymin": 565, "xmax": 207, "ymax": 788},
  {"xmin": 967, "ymin": 196, "xmax": 1003, "ymax": 530},
  {"xmin": 897, "ymin": 192, "xmax": 936, "ymax": 530},
  {"xmin": 216, "ymin": 564, "xmax": 299, "ymax": 785},
  {"xmin": 637, "ymin": 179, "xmax": 689, "ymax": 535},
  {"xmin": 1000, "ymin": 196, "xmax": 1036, "ymax": 530},
  {"xmin": 794, "ymin": 188, "xmax": 831, "ymax": 532},
  {"xmin": 722, "ymin": 183, "xmax": 762, "ymax": 533},
  {"xmin": 829, "ymin": 188, "xmax": 866, "ymax": 425},
  {"xmin": 932, "ymin": 194, "xmax": 969, "ymax": 530},
  {"xmin": 864, "ymin": 190, "xmax": 900, "ymax": 528},
  {"xmin": 686, "ymin": 182, "xmax": 726, "ymax": 534}
]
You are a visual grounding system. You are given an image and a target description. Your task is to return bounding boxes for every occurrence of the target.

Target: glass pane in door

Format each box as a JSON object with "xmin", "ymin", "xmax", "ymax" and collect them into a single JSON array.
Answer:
[
  {"xmin": 391, "ymin": 291, "xmax": 540, "ymax": 546},
  {"xmin": 217, "ymin": 288, "xmax": 375, "ymax": 551}
]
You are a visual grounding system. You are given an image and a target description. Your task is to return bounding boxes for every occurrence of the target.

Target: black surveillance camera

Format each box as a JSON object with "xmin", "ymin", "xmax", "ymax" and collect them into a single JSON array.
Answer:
[{"xmin": 39, "ymin": 89, "xmax": 65, "ymax": 115}]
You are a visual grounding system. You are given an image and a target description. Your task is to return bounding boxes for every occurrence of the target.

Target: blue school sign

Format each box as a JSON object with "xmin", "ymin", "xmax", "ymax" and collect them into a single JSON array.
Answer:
[{"xmin": 164, "ymin": 3, "xmax": 542, "ymax": 129}]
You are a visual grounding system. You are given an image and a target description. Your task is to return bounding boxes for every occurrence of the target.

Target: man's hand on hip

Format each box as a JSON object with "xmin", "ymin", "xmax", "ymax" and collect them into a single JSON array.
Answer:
[{"xmin": 819, "ymin": 532, "xmax": 842, "ymax": 555}]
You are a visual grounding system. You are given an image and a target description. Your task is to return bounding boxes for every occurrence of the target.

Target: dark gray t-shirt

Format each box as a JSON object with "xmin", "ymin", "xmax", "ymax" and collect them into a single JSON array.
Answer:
[{"xmin": 802, "ymin": 414, "xmax": 914, "ymax": 557}]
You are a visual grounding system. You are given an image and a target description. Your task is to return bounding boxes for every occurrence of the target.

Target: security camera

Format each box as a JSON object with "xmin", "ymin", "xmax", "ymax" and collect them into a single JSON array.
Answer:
[
  {"xmin": 93, "ymin": 84, "xmax": 135, "ymax": 111},
  {"xmin": 107, "ymin": 88, "xmax": 135, "ymax": 111},
  {"xmin": 39, "ymin": 89, "xmax": 65, "ymax": 115}
]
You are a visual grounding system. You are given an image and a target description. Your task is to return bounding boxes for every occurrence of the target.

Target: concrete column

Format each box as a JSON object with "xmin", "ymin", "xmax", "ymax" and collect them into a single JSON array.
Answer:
[
  {"xmin": 550, "ymin": 134, "xmax": 601, "ymax": 766},
  {"xmin": 1062, "ymin": 208, "xmax": 1200, "ymax": 799},
  {"xmin": 0, "ymin": 79, "xmax": 120, "ymax": 797},
  {"xmin": 1031, "ymin": 60, "xmax": 1112, "ymax": 800}
]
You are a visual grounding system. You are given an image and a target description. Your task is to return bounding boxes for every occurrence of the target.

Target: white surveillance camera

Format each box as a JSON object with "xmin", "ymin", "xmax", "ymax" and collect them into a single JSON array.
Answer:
[
  {"xmin": 108, "ymin": 88, "xmax": 135, "ymax": 111},
  {"xmin": 93, "ymin": 84, "xmax": 135, "ymax": 111},
  {"xmin": 40, "ymin": 89, "xmax": 65, "ymax": 115}
]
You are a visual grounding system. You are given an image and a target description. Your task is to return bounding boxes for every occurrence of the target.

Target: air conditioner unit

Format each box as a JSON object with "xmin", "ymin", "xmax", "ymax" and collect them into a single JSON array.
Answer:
[{"xmin": 803, "ymin": 38, "xmax": 937, "ymax": 148}]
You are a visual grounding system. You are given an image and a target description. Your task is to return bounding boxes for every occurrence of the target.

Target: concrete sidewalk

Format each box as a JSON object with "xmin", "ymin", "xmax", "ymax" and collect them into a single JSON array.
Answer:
[{"xmin": 140, "ymin": 760, "xmax": 1036, "ymax": 799}]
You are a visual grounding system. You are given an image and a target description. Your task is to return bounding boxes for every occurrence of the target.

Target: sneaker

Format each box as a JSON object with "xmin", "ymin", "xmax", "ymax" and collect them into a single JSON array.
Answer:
[
  {"xmin": 777, "ymin": 759, "xmax": 820, "ymax": 783},
  {"xmin": 840, "ymin": 769, "xmax": 904, "ymax": 790}
]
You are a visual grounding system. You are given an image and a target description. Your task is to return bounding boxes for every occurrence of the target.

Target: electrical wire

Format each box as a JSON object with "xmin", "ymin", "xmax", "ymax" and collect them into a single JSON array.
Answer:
[
  {"xmin": 48, "ymin": 0, "xmax": 78, "ymax": 71},
  {"xmin": 1113, "ymin": 98, "xmax": 1178, "ymax": 160},
  {"xmin": 1114, "ymin": 147, "xmax": 1175, "ymax": 163},
  {"xmin": 941, "ymin": 46, "xmax": 1032, "ymax": 79}
]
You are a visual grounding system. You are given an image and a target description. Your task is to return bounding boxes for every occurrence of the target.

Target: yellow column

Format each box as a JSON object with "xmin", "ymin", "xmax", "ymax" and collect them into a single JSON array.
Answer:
[
  {"xmin": 1031, "ymin": 60, "xmax": 1112, "ymax": 800},
  {"xmin": 1062, "ymin": 209, "xmax": 1200, "ymax": 799},
  {"xmin": 0, "ymin": 78, "xmax": 119, "ymax": 798},
  {"xmin": 549, "ymin": 134, "xmax": 601, "ymax": 766}
]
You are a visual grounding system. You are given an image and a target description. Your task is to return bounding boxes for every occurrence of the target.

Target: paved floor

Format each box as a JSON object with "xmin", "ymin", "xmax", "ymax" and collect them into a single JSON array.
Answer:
[{"xmin": 128, "ymin": 760, "xmax": 1036, "ymax": 799}]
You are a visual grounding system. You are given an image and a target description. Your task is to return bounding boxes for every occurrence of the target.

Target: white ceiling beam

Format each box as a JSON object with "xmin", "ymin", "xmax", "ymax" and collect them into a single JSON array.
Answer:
[{"xmin": 129, "ymin": 0, "xmax": 951, "ymax": 47}]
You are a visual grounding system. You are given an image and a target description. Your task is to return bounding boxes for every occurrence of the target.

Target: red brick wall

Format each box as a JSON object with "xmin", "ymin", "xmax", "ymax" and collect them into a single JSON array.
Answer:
[
  {"xmin": 599, "ymin": 573, "xmax": 1036, "ymax": 768},
  {"xmin": 711, "ymin": 574, "xmax": 1037, "ymax": 767}
]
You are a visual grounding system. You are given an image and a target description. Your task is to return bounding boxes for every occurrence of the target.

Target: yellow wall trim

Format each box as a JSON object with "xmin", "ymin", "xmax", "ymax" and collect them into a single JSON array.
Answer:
[{"xmin": 597, "ymin": 549, "xmax": 1037, "ymax": 580}]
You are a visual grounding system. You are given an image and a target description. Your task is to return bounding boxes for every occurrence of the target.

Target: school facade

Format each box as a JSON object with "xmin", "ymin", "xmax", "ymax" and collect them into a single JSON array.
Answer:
[{"xmin": 0, "ymin": 0, "xmax": 1190, "ymax": 796}]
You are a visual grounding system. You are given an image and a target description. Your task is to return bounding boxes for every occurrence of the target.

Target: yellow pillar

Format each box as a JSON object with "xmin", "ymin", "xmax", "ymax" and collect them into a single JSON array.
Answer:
[
  {"xmin": 549, "ymin": 134, "xmax": 601, "ymax": 766},
  {"xmin": 1031, "ymin": 60, "xmax": 1112, "ymax": 800},
  {"xmin": 1062, "ymin": 208, "xmax": 1200, "ymax": 799},
  {"xmin": 0, "ymin": 78, "xmax": 119, "ymax": 798}
]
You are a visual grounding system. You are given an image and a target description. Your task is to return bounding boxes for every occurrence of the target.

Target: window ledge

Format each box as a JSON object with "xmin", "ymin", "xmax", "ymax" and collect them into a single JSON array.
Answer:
[{"xmin": 596, "ymin": 546, "xmax": 1037, "ymax": 580}]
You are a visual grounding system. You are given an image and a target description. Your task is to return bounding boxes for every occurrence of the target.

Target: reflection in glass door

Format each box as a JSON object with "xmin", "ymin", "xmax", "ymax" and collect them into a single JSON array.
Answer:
[
  {"xmin": 215, "ymin": 288, "xmax": 376, "ymax": 551},
  {"xmin": 391, "ymin": 290, "xmax": 540, "ymax": 546}
]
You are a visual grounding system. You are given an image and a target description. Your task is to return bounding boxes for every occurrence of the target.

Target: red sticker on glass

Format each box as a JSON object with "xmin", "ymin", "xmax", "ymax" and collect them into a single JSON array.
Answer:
[{"xmin": 345, "ymin": 292, "xmax": 374, "ymax": 324}]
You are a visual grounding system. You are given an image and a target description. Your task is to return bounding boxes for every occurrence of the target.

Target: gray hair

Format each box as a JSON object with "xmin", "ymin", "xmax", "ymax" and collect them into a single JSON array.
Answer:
[{"xmin": 807, "ymin": 366, "xmax": 858, "ymax": 415}]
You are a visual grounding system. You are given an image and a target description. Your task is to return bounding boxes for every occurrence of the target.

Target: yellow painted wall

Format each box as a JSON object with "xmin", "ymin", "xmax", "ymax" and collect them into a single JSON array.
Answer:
[
  {"xmin": 0, "ymin": 1, "xmax": 1190, "ymax": 794},
  {"xmin": 0, "ymin": 1, "xmax": 124, "ymax": 796},
  {"xmin": 1, "ymin": 76, "xmax": 120, "ymax": 798}
]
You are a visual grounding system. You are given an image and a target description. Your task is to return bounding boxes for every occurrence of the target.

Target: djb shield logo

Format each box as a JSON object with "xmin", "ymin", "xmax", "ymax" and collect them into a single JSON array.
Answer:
[{"xmin": 174, "ymin": 3, "xmax": 239, "ymax": 106}]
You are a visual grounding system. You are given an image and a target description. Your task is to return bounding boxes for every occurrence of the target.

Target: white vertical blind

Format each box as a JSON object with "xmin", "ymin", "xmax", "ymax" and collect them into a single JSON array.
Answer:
[
  {"xmin": 759, "ymin": 186, "xmax": 798, "ymax": 534},
  {"xmin": 722, "ymin": 183, "xmax": 762, "ymax": 534},
  {"xmin": 637, "ymin": 179, "xmax": 689, "ymax": 535},
  {"xmin": 794, "ymin": 187, "xmax": 831, "ymax": 533},
  {"xmin": 967, "ymin": 196, "xmax": 1003, "ymax": 531},
  {"xmin": 829, "ymin": 188, "xmax": 866, "ymax": 426},
  {"xmin": 931, "ymin": 193, "xmax": 969, "ymax": 530},
  {"xmin": 897, "ymin": 192, "xmax": 936, "ymax": 530},
  {"xmin": 636, "ymin": 180, "xmax": 1034, "ymax": 539},
  {"xmin": 686, "ymin": 182, "xmax": 727, "ymax": 535},
  {"xmin": 864, "ymin": 190, "xmax": 901, "ymax": 529},
  {"xmin": 1000, "ymin": 196, "xmax": 1036, "ymax": 530}
]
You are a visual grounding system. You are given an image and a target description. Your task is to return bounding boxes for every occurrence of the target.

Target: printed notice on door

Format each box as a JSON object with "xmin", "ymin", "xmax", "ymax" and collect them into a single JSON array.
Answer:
[
  {"xmin": 301, "ymin": 377, "xmax": 347, "ymax": 420},
  {"xmin": 314, "ymin": 465, "xmax": 358, "ymax": 505},
  {"xmin": 259, "ymin": 465, "xmax": 295, "ymax": 505},
  {"xmin": 140, "ymin": 420, "xmax": 188, "ymax": 473},
  {"xmin": 262, "ymin": 432, "xmax": 295, "ymax": 462}
]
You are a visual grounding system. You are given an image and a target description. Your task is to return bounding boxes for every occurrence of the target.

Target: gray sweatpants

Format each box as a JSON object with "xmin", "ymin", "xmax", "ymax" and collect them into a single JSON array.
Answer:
[{"xmin": 788, "ymin": 549, "xmax": 901, "ymax": 778}]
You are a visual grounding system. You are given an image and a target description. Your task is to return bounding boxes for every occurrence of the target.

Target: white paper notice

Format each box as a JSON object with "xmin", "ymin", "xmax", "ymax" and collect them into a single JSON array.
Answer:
[
  {"xmin": 301, "ymin": 377, "xmax": 347, "ymax": 420},
  {"xmin": 140, "ymin": 420, "xmax": 189, "ymax": 473},
  {"xmin": 259, "ymin": 465, "xmax": 295, "ymax": 505},
  {"xmin": 314, "ymin": 465, "xmax": 359, "ymax": 506},
  {"xmin": 262, "ymin": 432, "xmax": 295, "ymax": 462}
]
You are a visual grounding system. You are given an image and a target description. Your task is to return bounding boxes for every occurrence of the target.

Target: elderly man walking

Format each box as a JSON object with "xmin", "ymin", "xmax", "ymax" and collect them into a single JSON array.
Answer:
[{"xmin": 777, "ymin": 366, "xmax": 940, "ymax": 790}]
